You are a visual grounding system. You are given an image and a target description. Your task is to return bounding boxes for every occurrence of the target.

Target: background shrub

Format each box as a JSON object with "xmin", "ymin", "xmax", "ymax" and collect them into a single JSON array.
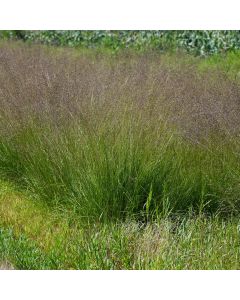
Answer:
[{"xmin": 1, "ymin": 30, "xmax": 240, "ymax": 55}]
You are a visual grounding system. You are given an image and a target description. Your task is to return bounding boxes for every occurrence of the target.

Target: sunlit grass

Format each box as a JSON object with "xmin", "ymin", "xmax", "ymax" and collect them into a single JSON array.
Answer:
[
  {"xmin": 0, "ymin": 181, "xmax": 239, "ymax": 269},
  {"xmin": 1, "ymin": 42, "xmax": 240, "ymax": 269}
]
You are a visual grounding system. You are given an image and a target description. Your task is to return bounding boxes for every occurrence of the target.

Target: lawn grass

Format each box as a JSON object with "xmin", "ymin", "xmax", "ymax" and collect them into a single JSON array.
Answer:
[
  {"xmin": 0, "ymin": 180, "xmax": 240, "ymax": 269},
  {"xmin": 0, "ymin": 41, "xmax": 240, "ymax": 269}
]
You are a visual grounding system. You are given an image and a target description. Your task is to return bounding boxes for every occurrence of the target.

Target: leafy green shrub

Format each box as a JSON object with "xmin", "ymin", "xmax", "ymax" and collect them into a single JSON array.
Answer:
[
  {"xmin": 2, "ymin": 30, "xmax": 240, "ymax": 55},
  {"xmin": 178, "ymin": 30, "xmax": 240, "ymax": 55}
]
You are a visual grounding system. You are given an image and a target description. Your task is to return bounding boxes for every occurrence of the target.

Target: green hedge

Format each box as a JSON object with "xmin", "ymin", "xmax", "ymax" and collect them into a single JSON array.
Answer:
[{"xmin": 1, "ymin": 30, "xmax": 240, "ymax": 55}]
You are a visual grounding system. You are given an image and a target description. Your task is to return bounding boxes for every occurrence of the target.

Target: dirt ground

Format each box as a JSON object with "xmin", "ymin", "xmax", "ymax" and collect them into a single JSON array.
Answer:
[{"xmin": 0, "ymin": 261, "xmax": 14, "ymax": 270}]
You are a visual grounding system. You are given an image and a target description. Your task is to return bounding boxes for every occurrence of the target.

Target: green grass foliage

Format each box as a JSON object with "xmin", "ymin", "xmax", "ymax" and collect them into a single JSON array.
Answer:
[
  {"xmin": 0, "ymin": 42, "xmax": 240, "ymax": 270},
  {"xmin": 1, "ymin": 42, "xmax": 240, "ymax": 221}
]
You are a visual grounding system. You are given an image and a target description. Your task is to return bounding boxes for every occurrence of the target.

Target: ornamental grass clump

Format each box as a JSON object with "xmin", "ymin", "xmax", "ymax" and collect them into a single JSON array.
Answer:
[{"xmin": 1, "ymin": 42, "xmax": 240, "ymax": 220}]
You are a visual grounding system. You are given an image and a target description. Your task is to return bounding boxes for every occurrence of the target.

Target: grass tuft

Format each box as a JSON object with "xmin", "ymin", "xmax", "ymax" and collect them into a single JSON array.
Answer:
[{"xmin": 1, "ymin": 42, "xmax": 240, "ymax": 221}]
